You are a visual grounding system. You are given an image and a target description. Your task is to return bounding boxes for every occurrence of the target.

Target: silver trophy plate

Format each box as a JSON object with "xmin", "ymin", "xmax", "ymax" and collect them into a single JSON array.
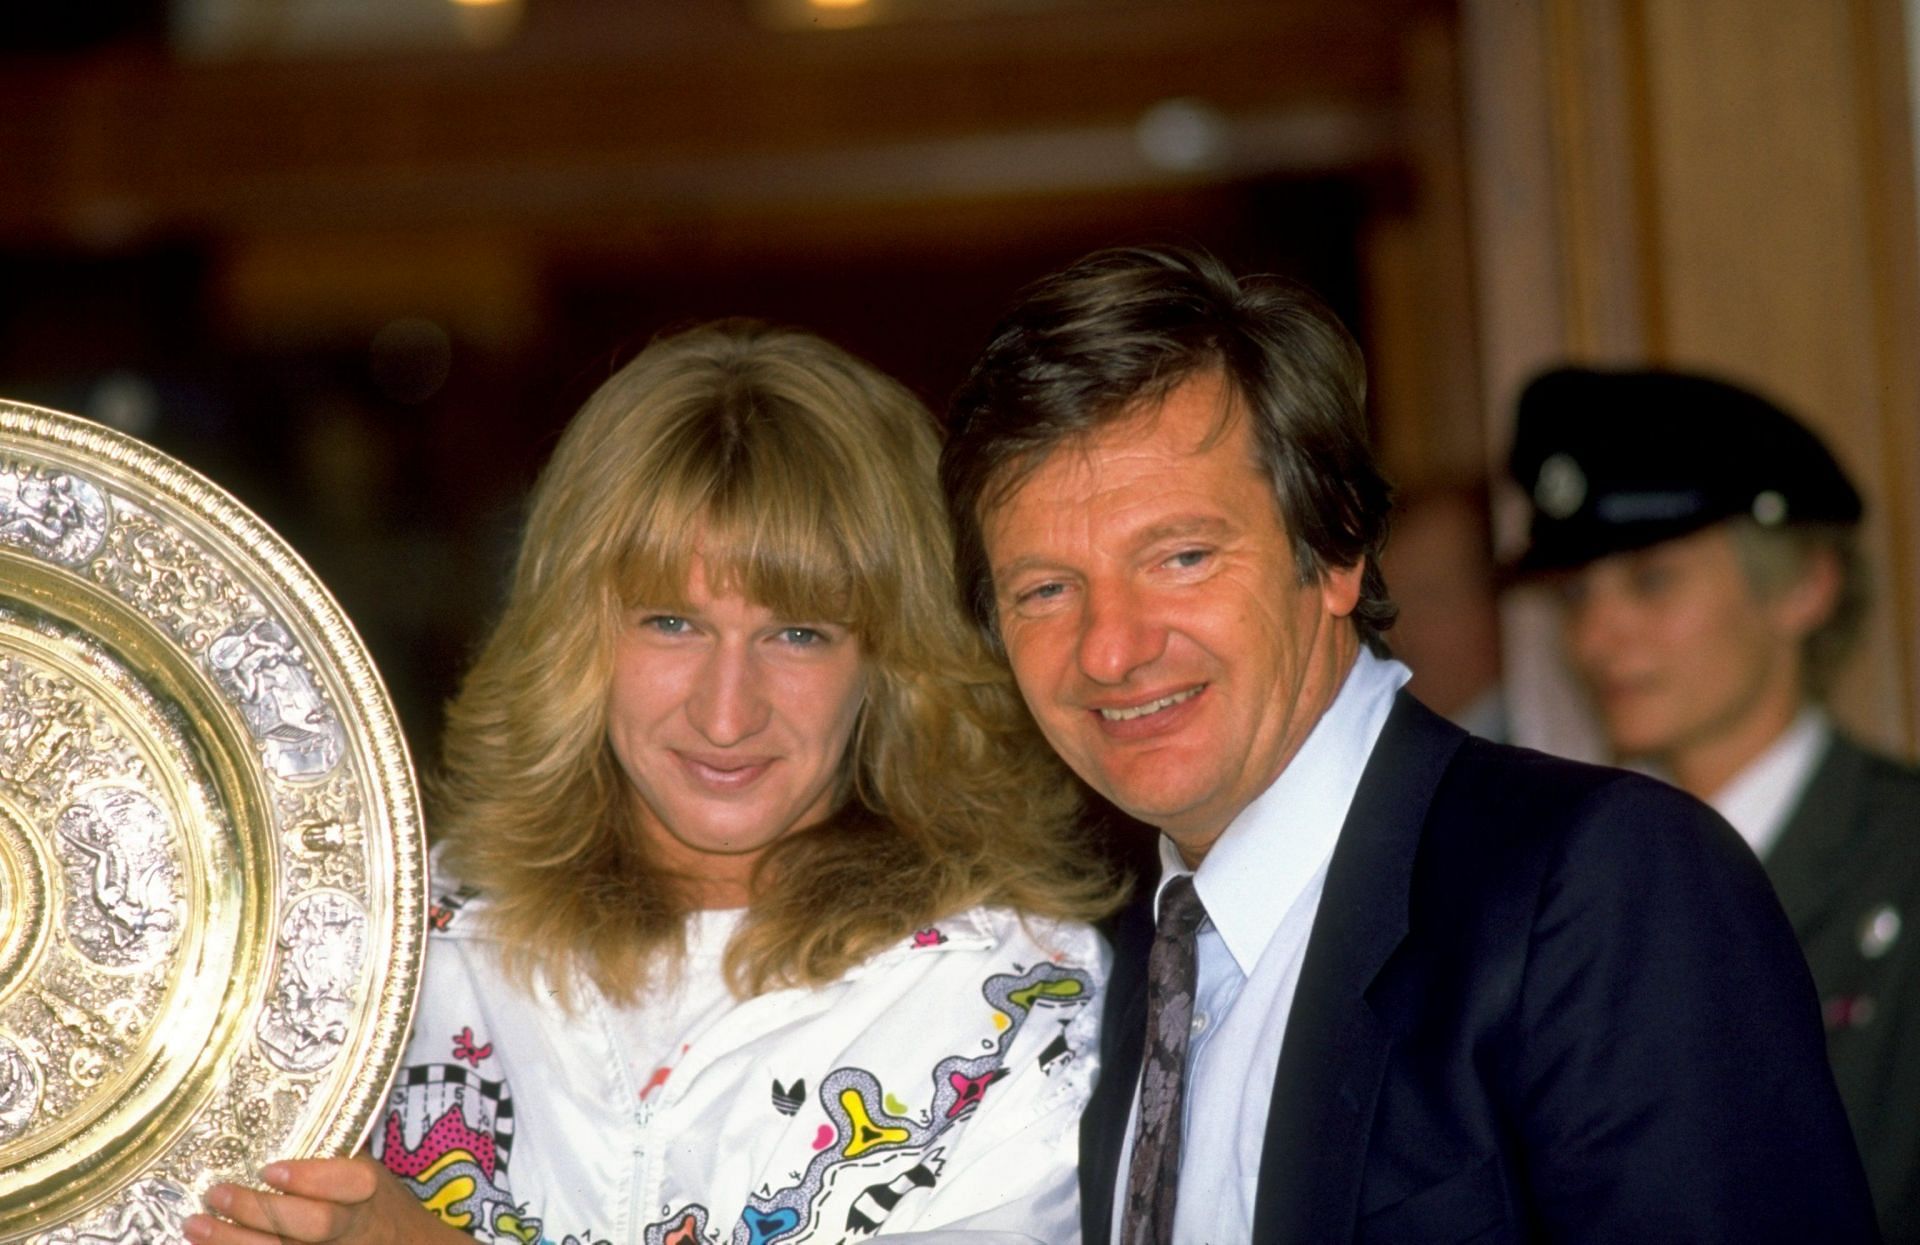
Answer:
[{"xmin": 0, "ymin": 400, "xmax": 425, "ymax": 1241}]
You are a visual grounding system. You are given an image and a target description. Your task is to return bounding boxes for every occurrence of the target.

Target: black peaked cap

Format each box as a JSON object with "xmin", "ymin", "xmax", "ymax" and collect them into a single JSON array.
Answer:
[{"xmin": 1507, "ymin": 367, "xmax": 1863, "ymax": 575}]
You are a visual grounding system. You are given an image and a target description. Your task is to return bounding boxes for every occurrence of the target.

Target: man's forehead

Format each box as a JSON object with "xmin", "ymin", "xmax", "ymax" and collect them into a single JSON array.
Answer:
[{"xmin": 981, "ymin": 371, "xmax": 1253, "ymax": 514}]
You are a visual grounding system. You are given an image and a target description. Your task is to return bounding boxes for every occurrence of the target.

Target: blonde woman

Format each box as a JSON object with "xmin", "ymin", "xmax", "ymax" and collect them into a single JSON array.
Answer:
[{"xmin": 187, "ymin": 323, "xmax": 1123, "ymax": 1245}]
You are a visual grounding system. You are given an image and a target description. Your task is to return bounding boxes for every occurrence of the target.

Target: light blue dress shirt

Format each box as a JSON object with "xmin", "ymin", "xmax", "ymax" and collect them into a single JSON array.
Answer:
[{"xmin": 1111, "ymin": 650, "xmax": 1410, "ymax": 1244}]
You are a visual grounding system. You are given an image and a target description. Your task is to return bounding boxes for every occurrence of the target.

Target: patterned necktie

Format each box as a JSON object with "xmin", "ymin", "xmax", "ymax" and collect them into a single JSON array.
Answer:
[{"xmin": 1121, "ymin": 873, "xmax": 1209, "ymax": 1245}]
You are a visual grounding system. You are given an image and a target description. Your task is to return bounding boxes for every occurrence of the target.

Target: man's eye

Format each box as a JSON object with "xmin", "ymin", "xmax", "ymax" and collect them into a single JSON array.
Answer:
[
  {"xmin": 1166, "ymin": 548, "xmax": 1211, "ymax": 569},
  {"xmin": 778, "ymin": 626, "xmax": 827, "ymax": 646},
  {"xmin": 1018, "ymin": 581, "xmax": 1066, "ymax": 605}
]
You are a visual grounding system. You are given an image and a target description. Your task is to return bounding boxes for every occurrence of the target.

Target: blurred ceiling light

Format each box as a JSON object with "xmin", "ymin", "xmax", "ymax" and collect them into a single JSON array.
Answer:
[
  {"xmin": 791, "ymin": 0, "xmax": 875, "ymax": 29},
  {"xmin": 88, "ymin": 373, "xmax": 161, "ymax": 439},
  {"xmin": 451, "ymin": 0, "xmax": 521, "ymax": 47},
  {"xmin": 753, "ymin": 0, "xmax": 1090, "ymax": 30},
  {"xmin": 1135, "ymin": 98, "xmax": 1232, "ymax": 174},
  {"xmin": 172, "ymin": 0, "xmax": 522, "ymax": 57}
]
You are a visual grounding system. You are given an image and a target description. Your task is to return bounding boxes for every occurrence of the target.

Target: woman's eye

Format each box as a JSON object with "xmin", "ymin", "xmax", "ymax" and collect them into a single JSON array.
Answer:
[
  {"xmin": 778, "ymin": 626, "xmax": 827, "ymax": 646},
  {"xmin": 641, "ymin": 615, "xmax": 690, "ymax": 635},
  {"xmin": 1554, "ymin": 578, "xmax": 1590, "ymax": 609},
  {"xmin": 1628, "ymin": 566, "xmax": 1675, "ymax": 597}
]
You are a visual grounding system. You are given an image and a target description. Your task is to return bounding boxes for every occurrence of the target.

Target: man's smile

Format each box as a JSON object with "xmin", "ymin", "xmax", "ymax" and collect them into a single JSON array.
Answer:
[{"xmin": 1094, "ymin": 685, "xmax": 1205, "ymax": 722}]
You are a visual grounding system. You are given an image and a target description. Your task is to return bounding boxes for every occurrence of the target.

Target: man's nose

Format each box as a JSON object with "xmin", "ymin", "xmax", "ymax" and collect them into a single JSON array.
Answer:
[
  {"xmin": 1076, "ymin": 579, "xmax": 1168, "ymax": 685},
  {"xmin": 686, "ymin": 642, "xmax": 771, "ymax": 745}
]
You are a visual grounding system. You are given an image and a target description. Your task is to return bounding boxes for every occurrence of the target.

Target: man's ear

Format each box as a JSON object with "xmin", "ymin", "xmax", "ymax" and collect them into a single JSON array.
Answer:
[
  {"xmin": 1769, "ymin": 546, "xmax": 1843, "ymax": 640},
  {"xmin": 1320, "ymin": 557, "xmax": 1366, "ymax": 619}
]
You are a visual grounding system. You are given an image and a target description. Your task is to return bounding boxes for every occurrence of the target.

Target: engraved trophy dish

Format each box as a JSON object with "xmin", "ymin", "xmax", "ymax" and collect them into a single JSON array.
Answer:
[{"xmin": 0, "ymin": 400, "xmax": 426, "ymax": 1241}]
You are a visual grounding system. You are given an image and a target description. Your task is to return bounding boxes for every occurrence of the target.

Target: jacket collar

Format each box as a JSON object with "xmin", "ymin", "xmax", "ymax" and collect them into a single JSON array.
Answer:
[
  {"xmin": 1079, "ymin": 691, "xmax": 1465, "ymax": 1245},
  {"xmin": 1762, "ymin": 731, "xmax": 1869, "ymax": 934},
  {"xmin": 1252, "ymin": 690, "xmax": 1465, "ymax": 1243}
]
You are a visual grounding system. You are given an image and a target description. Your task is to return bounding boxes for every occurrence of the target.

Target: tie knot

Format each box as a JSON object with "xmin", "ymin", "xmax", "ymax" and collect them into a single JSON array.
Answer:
[{"xmin": 1155, "ymin": 874, "xmax": 1207, "ymax": 939}]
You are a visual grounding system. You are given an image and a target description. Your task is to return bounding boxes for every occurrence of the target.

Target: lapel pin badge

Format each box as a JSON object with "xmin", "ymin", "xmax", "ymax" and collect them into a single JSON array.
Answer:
[{"xmin": 1858, "ymin": 904, "xmax": 1902, "ymax": 960}]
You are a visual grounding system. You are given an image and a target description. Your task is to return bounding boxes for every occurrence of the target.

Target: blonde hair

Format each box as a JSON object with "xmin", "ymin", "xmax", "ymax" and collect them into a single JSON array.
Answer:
[
  {"xmin": 434, "ymin": 321, "xmax": 1123, "ymax": 1003},
  {"xmin": 1727, "ymin": 518, "xmax": 1868, "ymax": 700}
]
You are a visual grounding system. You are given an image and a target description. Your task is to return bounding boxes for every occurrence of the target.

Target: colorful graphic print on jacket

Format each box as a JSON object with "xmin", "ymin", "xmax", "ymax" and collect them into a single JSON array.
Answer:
[
  {"xmin": 371, "ymin": 945, "xmax": 1091, "ymax": 1244},
  {"xmin": 372, "ymin": 1056, "xmax": 546, "ymax": 1240},
  {"xmin": 641, "ymin": 957, "xmax": 1093, "ymax": 1244}
]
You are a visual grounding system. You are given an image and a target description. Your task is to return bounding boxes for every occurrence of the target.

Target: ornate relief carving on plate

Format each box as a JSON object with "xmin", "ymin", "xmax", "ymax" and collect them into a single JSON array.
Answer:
[
  {"xmin": 207, "ymin": 618, "xmax": 345, "ymax": 782},
  {"xmin": 0, "ymin": 468, "xmax": 108, "ymax": 569},
  {"xmin": 56, "ymin": 784, "xmax": 184, "ymax": 970},
  {"xmin": 32, "ymin": 1177, "xmax": 193, "ymax": 1245},
  {"xmin": 257, "ymin": 889, "xmax": 368, "ymax": 1074},
  {"xmin": 0, "ymin": 401, "xmax": 424, "ymax": 1242}
]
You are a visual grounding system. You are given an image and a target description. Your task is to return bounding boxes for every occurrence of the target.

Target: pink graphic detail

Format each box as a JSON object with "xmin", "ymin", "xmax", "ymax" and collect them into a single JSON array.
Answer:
[
  {"xmin": 641, "ymin": 1065, "xmax": 672, "ymax": 1100},
  {"xmin": 451, "ymin": 1026, "xmax": 491, "ymax": 1066},
  {"xmin": 379, "ymin": 1104, "xmax": 498, "ymax": 1182},
  {"xmin": 811, "ymin": 1124, "xmax": 834, "ymax": 1150},
  {"xmin": 911, "ymin": 928, "xmax": 946, "ymax": 948},
  {"xmin": 945, "ymin": 1068, "xmax": 1008, "ymax": 1119}
]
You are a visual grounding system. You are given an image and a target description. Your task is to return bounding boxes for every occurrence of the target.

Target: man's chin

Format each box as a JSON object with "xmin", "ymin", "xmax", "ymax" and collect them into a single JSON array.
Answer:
[{"xmin": 1092, "ymin": 774, "xmax": 1220, "ymax": 838}]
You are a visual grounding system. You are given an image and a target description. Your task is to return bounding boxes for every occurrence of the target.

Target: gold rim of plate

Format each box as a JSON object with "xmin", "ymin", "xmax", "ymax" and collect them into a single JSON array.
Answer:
[{"xmin": 0, "ymin": 400, "xmax": 426, "ymax": 1242}]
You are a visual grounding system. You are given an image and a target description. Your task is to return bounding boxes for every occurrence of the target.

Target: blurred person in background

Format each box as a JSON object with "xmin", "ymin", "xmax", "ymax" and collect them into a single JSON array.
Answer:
[
  {"xmin": 1510, "ymin": 366, "xmax": 1920, "ymax": 1241},
  {"xmin": 185, "ymin": 322, "xmax": 1123, "ymax": 1245},
  {"xmin": 1377, "ymin": 479, "xmax": 1508, "ymax": 740}
]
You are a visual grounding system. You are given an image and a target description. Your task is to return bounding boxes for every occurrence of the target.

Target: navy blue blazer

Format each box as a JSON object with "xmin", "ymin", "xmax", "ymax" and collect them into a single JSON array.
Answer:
[{"xmin": 1080, "ymin": 693, "xmax": 1876, "ymax": 1243}]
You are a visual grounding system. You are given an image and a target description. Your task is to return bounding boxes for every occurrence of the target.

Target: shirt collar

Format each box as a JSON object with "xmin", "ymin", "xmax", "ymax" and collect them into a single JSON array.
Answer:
[
  {"xmin": 1152, "ymin": 649, "xmax": 1411, "ymax": 971},
  {"xmin": 1707, "ymin": 707, "xmax": 1830, "ymax": 859}
]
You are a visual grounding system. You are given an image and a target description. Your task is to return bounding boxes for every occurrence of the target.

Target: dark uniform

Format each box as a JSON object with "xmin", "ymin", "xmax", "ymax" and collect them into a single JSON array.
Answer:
[
  {"xmin": 1511, "ymin": 367, "xmax": 1920, "ymax": 1240},
  {"xmin": 1772, "ymin": 734, "xmax": 1920, "ymax": 1242}
]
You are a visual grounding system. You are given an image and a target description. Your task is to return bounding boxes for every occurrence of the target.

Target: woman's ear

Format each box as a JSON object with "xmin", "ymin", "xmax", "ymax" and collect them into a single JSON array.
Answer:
[{"xmin": 1768, "ymin": 545, "xmax": 1843, "ymax": 640}]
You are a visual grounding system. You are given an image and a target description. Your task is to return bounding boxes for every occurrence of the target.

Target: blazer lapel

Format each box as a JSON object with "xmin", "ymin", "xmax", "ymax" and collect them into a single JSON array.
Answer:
[
  {"xmin": 1252, "ymin": 692, "xmax": 1464, "ymax": 1244},
  {"xmin": 1763, "ymin": 733, "xmax": 1868, "ymax": 937},
  {"xmin": 1080, "ymin": 893, "xmax": 1155, "ymax": 1245}
]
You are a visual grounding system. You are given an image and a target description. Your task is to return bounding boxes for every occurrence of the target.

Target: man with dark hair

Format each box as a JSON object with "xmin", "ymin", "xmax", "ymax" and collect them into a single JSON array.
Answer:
[
  {"xmin": 941, "ymin": 246, "xmax": 1874, "ymax": 1243},
  {"xmin": 1511, "ymin": 366, "xmax": 1920, "ymax": 1240}
]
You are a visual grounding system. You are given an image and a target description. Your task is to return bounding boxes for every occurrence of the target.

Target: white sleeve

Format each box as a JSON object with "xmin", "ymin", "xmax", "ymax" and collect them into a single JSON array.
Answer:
[{"xmin": 880, "ymin": 922, "xmax": 1111, "ymax": 1242}]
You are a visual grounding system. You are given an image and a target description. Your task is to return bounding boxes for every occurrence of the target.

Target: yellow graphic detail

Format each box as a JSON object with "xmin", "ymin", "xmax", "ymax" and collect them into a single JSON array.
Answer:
[
  {"xmin": 1009, "ymin": 977, "xmax": 1084, "ymax": 1011},
  {"xmin": 417, "ymin": 1150, "xmax": 479, "ymax": 1228},
  {"xmin": 496, "ymin": 1212, "xmax": 541, "ymax": 1243},
  {"xmin": 840, "ymin": 1088, "xmax": 910, "ymax": 1158}
]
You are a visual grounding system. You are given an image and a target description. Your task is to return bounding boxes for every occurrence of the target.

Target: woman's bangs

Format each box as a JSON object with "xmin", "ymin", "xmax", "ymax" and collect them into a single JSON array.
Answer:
[
  {"xmin": 612, "ymin": 478, "xmax": 875, "ymax": 631},
  {"xmin": 610, "ymin": 493, "xmax": 701, "ymax": 613},
  {"xmin": 702, "ymin": 484, "xmax": 868, "ymax": 627}
]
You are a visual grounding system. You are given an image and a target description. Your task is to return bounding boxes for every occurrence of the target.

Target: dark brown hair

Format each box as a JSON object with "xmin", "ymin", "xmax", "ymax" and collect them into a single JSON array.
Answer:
[{"xmin": 941, "ymin": 244, "xmax": 1395, "ymax": 653}]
